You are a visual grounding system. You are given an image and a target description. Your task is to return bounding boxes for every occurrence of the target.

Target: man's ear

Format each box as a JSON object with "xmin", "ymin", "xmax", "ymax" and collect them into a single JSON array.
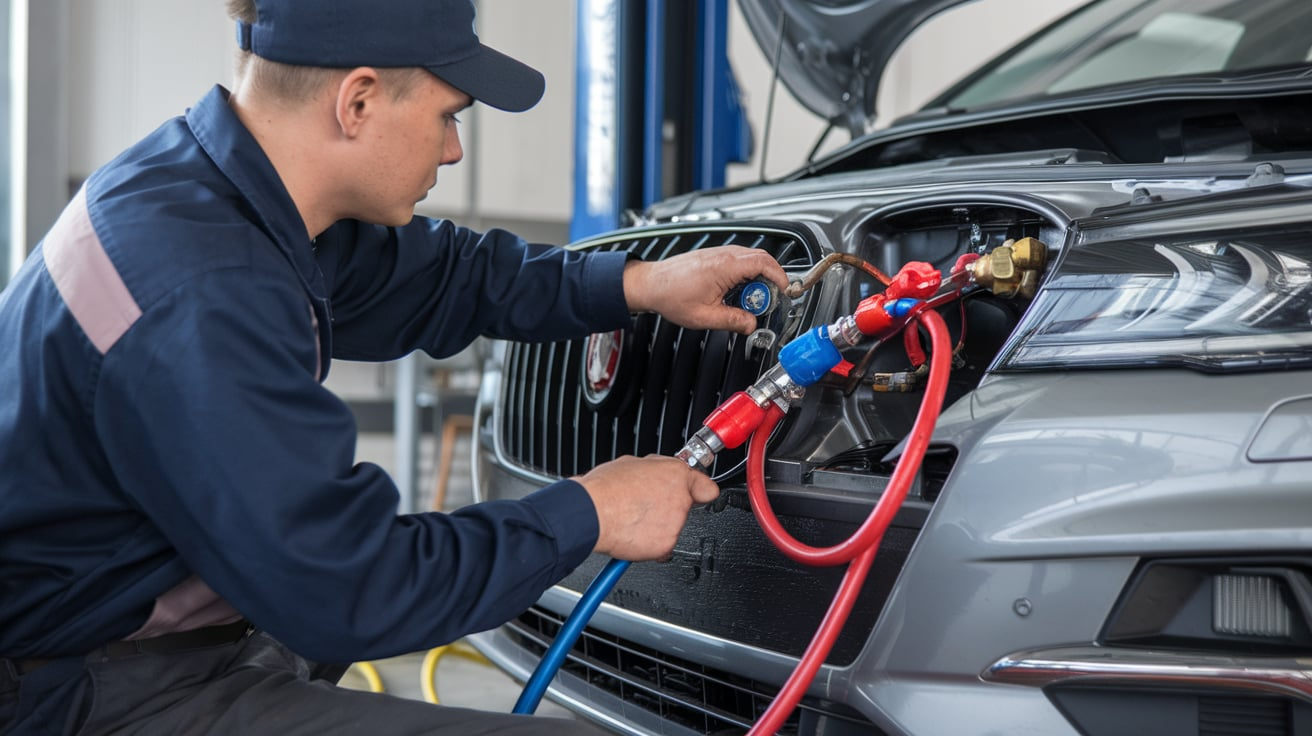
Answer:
[{"xmin": 334, "ymin": 67, "xmax": 383, "ymax": 139}]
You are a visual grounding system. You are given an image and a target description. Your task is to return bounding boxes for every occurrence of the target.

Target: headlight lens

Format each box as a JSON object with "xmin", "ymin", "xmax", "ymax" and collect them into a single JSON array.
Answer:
[{"xmin": 999, "ymin": 228, "xmax": 1312, "ymax": 371}]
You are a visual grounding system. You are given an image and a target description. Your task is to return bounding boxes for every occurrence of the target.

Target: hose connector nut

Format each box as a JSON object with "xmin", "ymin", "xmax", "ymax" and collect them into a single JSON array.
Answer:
[
  {"xmin": 676, "ymin": 429, "xmax": 722, "ymax": 470},
  {"xmin": 752, "ymin": 364, "xmax": 806, "ymax": 404},
  {"xmin": 832, "ymin": 316, "xmax": 864, "ymax": 348}
]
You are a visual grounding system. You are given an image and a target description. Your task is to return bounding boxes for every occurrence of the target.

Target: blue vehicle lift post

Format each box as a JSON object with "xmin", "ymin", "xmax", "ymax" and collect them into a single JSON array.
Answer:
[{"xmin": 571, "ymin": 0, "xmax": 752, "ymax": 242}]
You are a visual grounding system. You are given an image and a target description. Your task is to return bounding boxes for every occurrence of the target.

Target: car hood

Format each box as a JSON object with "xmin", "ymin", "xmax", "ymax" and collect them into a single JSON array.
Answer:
[{"xmin": 737, "ymin": 0, "xmax": 974, "ymax": 136}]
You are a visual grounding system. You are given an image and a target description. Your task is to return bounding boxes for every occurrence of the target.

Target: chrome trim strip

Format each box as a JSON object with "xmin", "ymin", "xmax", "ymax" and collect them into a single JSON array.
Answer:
[
  {"xmin": 470, "ymin": 350, "xmax": 505, "ymax": 502},
  {"xmin": 985, "ymin": 645, "xmax": 1312, "ymax": 702}
]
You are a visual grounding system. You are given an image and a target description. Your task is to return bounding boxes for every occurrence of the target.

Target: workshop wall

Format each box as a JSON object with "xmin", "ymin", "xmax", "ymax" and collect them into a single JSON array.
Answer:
[{"xmin": 62, "ymin": 0, "xmax": 574, "ymax": 234}]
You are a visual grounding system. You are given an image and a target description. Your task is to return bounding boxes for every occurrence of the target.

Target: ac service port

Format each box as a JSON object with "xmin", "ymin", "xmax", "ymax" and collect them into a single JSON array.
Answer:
[{"xmin": 773, "ymin": 201, "xmax": 1065, "ymax": 474}]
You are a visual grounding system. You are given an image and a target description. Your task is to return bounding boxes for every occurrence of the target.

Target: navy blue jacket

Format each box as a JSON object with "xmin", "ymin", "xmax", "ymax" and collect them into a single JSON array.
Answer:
[{"xmin": 0, "ymin": 86, "xmax": 630, "ymax": 662}]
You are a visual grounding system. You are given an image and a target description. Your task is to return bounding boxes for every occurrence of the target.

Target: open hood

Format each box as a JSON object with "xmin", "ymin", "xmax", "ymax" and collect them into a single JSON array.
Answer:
[{"xmin": 738, "ymin": 0, "xmax": 974, "ymax": 136}]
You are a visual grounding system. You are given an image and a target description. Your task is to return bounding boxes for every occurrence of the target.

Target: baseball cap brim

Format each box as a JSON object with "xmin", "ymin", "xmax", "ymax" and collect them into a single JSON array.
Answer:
[{"xmin": 428, "ymin": 44, "xmax": 545, "ymax": 113}]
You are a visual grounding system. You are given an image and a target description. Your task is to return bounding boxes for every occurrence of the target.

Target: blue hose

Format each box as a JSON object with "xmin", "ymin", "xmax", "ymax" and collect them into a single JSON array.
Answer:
[{"xmin": 512, "ymin": 557, "xmax": 631, "ymax": 714}]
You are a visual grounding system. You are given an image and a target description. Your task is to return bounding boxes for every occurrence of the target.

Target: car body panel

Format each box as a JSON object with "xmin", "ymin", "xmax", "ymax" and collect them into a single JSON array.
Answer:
[
  {"xmin": 865, "ymin": 369, "xmax": 1312, "ymax": 674},
  {"xmin": 472, "ymin": 1, "xmax": 1312, "ymax": 733}
]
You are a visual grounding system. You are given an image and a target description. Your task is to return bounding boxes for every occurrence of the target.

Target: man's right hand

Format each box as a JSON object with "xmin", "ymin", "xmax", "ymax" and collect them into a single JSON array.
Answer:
[{"xmin": 572, "ymin": 455, "xmax": 720, "ymax": 561}]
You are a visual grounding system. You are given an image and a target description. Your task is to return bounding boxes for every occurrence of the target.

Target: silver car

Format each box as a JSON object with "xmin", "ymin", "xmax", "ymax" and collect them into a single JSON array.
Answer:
[{"xmin": 471, "ymin": 1, "xmax": 1312, "ymax": 734}]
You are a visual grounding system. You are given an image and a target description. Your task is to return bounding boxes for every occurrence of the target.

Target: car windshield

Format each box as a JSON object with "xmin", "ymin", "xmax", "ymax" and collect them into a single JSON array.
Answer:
[{"xmin": 936, "ymin": 0, "xmax": 1312, "ymax": 111}]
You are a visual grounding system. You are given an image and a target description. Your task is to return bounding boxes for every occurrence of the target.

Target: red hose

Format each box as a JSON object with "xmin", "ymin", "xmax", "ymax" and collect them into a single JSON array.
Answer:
[
  {"xmin": 747, "ymin": 541, "xmax": 877, "ymax": 736},
  {"xmin": 745, "ymin": 308, "xmax": 953, "ymax": 735},
  {"xmin": 746, "ymin": 308, "xmax": 953, "ymax": 567}
]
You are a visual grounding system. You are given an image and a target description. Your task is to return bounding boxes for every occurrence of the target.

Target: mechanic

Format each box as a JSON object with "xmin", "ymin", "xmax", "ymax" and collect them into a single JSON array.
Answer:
[{"xmin": 0, "ymin": 0, "xmax": 788, "ymax": 733}]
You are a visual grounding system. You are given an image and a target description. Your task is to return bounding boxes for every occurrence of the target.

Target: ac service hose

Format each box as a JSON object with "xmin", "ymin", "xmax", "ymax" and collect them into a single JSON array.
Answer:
[
  {"xmin": 744, "ymin": 309, "xmax": 950, "ymax": 735},
  {"xmin": 514, "ymin": 259, "xmax": 961, "ymax": 730}
]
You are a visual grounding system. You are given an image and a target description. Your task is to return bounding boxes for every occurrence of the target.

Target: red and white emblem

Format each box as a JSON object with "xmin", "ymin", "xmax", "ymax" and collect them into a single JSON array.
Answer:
[{"xmin": 582, "ymin": 329, "xmax": 624, "ymax": 407}]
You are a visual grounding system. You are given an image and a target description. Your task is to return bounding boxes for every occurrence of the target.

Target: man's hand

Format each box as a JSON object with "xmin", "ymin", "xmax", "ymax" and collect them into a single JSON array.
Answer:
[
  {"xmin": 622, "ymin": 246, "xmax": 790, "ymax": 335},
  {"xmin": 573, "ymin": 455, "xmax": 720, "ymax": 561}
]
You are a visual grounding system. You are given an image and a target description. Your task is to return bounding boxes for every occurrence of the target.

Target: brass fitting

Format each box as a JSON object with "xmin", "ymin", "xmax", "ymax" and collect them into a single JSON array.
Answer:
[
  {"xmin": 1010, "ymin": 236, "xmax": 1048, "ymax": 270},
  {"xmin": 869, "ymin": 364, "xmax": 928, "ymax": 393},
  {"xmin": 970, "ymin": 237, "xmax": 1048, "ymax": 298},
  {"xmin": 867, "ymin": 345, "xmax": 966, "ymax": 393}
]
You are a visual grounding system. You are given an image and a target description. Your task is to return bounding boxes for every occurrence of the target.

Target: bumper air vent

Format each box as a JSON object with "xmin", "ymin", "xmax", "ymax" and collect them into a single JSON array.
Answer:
[
  {"xmin": 1102, "ymin": 558, "xmax": 1312, "ymax": 654},
  {"xmin": 1047, "ymin": 687, "xmax": 1310, "ymax": 736}
]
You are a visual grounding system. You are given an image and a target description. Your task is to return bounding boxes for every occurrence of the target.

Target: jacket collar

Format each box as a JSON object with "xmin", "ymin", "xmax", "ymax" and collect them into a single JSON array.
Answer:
[{"xmin": 185, "ymin": 85, "xmax": 326, "ymax": 299}]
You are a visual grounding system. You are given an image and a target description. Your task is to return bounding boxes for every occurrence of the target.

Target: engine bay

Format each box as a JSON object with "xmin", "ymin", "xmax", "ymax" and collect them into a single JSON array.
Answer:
[{"xmin": 766, "ymin": 203, "xmax": 1062, "ymax": 487}]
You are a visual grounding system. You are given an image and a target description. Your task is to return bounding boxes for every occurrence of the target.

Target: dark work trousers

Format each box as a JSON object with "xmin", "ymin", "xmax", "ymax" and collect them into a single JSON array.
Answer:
[{"xmin": 0, "ymin": 631, "xmax": 608, "ymax": 735}]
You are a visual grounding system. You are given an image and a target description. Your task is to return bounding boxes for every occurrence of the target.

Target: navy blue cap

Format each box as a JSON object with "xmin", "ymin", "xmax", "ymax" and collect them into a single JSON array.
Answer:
[{"xmin": 236, "ymin": 0, "xmax": 545, "ymax": 112}]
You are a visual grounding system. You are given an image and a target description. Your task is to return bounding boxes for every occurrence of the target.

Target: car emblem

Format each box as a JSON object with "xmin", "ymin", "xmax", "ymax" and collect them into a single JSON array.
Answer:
[{"xmin": 582, "ymin": 329, "xmax": 625, "ymax": 407}]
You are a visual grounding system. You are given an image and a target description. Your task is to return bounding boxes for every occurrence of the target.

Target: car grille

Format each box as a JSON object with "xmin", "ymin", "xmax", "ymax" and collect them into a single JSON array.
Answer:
[
  {"xmin": 498, "ymin": 227, "xmax": 819, "ymax": 480},
  {"xmin": 507, "ymin": 605, "xmax": 883, "ymax": 736}
]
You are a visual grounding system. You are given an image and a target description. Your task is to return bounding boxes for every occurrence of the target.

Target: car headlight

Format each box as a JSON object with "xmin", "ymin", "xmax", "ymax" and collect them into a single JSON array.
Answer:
[{"xmin": 997, "ymin": 226, "xmax": 1312, "ymax": 371}]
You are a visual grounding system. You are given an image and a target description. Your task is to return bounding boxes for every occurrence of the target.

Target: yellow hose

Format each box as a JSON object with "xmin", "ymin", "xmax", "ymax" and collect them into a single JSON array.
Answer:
[
  {"xmin": 420, "ymin": 641, "xmax": 493, "ymax": 704},
  {"xmin": 347, "ymin": 661, "xmax": 385, "ymax": 693}
]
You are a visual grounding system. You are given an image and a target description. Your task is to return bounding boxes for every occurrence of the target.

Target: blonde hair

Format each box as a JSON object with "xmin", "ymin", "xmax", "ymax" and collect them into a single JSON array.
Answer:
[{"xmin": 226, "ymin": 0, "xmax": 427, "ymax": 103}]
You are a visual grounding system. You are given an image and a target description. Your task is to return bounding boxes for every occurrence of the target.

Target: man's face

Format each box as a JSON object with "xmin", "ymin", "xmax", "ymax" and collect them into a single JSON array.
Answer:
[{"xmin": 353, "ymin": 72, "xmax": 472, "ymax": 227}]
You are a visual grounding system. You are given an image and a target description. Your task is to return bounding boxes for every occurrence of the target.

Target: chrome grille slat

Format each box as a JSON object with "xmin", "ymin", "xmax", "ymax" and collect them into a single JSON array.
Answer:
[
  {"xmin": 569, "ymin": 372, "xmax": 583, "ymax": 478},
  {"xmin": 528, "ymin": 345, "xmax": 545, "ymax": 469},
  {"xmin": 539, "ymin": 342, "xmax": 558, "ymax": 473},
  {"xmin": 660, "ymin": 323, "xmax": 706, "ymax": 456},
  {"xmin": 498, "ymin": 227, "xmax": 819, "ymax": 481},
  {"xmin": 655, "ymin": 233, "xmax": 688, "ymax": 260},
  {"xmin": 636, "ymin": 316, "xmax": 678, "ymax": 456},
  {"xmin": 508, "ymin": 341, "xmax": 527, "ymax": 462},
  {"xmin": 688, "ymin": 328, "xmax": 731, "ymax": 453},
  {"xmin": 557, "ymin": 341, "xmax": 578, "ymax": 475},
  {"xmin": 550, "ymin": 342, "xmax": 571, "ymax": 475},
  {"xmin": 637, "ymin": 236, "xmax": 664, "ymax": 260},
  {"xmin": 711, "ymin": 330, "xmax": 762, "ymax": 477}
]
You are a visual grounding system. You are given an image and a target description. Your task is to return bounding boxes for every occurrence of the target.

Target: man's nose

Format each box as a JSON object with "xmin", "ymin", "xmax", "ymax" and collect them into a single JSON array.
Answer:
[{"xmin": 443, "ymin": 130, "xmax": 464, "ymax": 165}]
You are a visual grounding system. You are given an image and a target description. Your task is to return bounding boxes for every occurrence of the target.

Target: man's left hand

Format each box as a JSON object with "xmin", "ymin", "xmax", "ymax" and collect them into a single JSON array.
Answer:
[{"xmin": 622, "ymin": 246, "xmax": 790, "ymax": 335}]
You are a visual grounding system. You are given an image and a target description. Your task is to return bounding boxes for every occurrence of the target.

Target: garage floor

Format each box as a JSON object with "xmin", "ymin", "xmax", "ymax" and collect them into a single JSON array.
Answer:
[
  {"xmin": 344, "ymin": 649, "xmax": 575, "ymax": 719},
  {"xmin": 325, "ymin": 358, "xmax": 578, "ymax": 721}
]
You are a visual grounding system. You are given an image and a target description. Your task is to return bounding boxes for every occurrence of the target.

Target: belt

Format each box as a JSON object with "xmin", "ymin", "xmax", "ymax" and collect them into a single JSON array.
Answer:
[{"xmin": 1, "ymin": 619, "xmax": 253, "ymax": 688}]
